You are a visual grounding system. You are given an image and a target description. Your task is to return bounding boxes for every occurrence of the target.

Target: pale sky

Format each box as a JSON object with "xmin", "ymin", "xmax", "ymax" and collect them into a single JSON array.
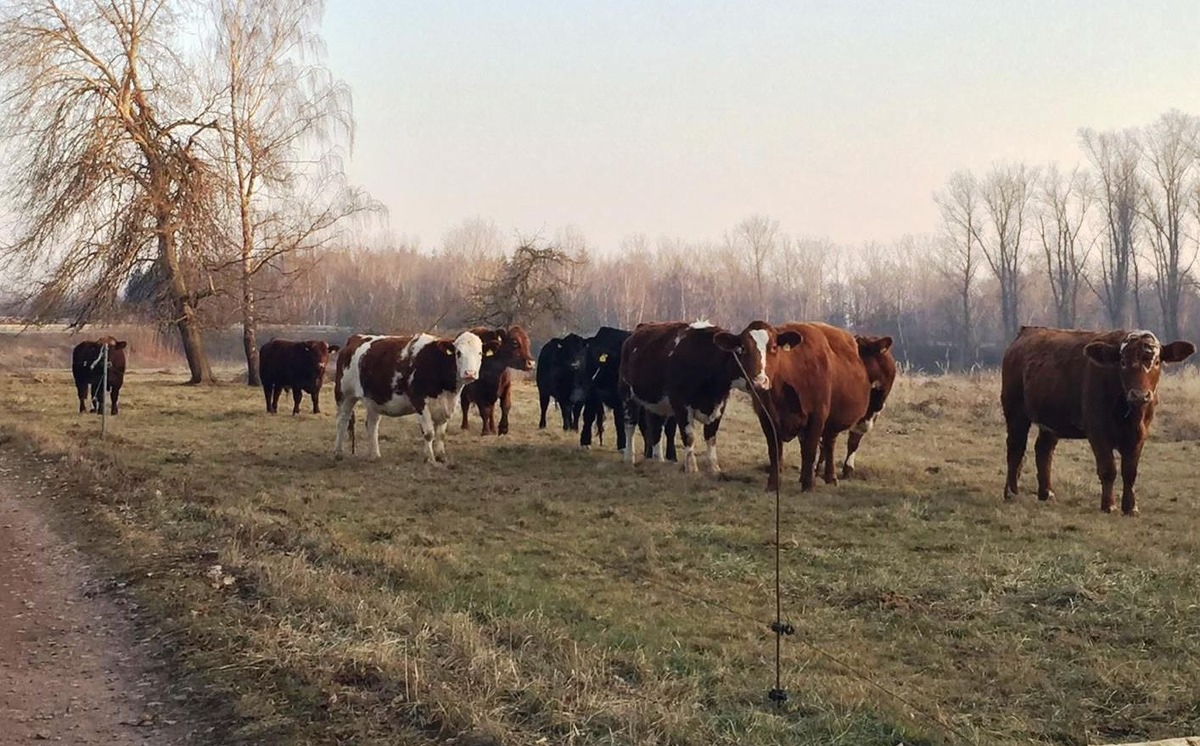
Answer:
[{"xmin": 321, "ymin": 1, "xmax": 1200, "ymax": 253}]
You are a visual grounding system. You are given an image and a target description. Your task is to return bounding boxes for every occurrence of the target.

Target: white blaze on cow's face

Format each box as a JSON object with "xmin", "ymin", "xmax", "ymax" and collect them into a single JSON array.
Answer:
[
  {"xmin": 453, "ymin": 331, "xmax": 484, "ymax": 384},
  {"xmin": 747, "ymin": 328, "xmax": 770, "ymax": 390}
]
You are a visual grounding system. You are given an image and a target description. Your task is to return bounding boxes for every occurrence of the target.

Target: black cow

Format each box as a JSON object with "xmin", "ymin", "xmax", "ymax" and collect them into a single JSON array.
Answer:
[
  {"xmin": 72, "ymin": 336, "xmax": 127, "ymax": 415},
  {"xmin": 260, "ymin": 339, "xmax": 340, "ymax": 414},
  {"xmin": 537, "ymin": 333, "xmax": 587, "ymax": 430},
  {"xmin": 576, "ymin": 326, "xmax": 676, "ymax": 459}
]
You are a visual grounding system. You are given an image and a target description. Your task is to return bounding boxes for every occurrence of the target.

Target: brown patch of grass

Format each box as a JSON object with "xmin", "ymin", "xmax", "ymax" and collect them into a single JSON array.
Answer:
[{"xmin": 2, "ymin": 365, "xmax": 1200, "ymax": 744}]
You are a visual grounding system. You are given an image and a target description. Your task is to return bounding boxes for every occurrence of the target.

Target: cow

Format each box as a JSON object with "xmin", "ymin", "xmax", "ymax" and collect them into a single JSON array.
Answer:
[
  {"xmin": 333, "ymin": 330, "xmax": 488, "ymax": 463},
  {"xmin": 575, "ymin": 326, "xmax": 631, "ymax": 453},
  {"xmin": 815, "ymin": 333, "xmax": 897, "ymax": 479},
  {"xmin": 459, "ymin": 326, "xmax": 535, "ymax": 436},
  {"xmin": 1000, "ymin": 326, "xmax": 1195, "ymax": 516},
  {"xmin": 621, "ymin": 320, "xmax": 800, "ymax": 473},
  {"xmin": 259, "ymin": 339, "xmax": 340, "ymax": 415},
  {"xmin": 750, "ymin": 323, "xmax": 894, "ymax": 491},
  {"xmin": 71, "ymin": 337, "xmax": 127, "ymax": 415},
  {"xmin": 536, "ymin": 333, "xmax": 587, "ymax": 430}
]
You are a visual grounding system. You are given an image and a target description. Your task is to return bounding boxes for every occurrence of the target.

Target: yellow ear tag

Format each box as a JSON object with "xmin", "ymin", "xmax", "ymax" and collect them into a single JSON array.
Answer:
[
  {"xmin": 485, "ymin": 350, "xmax": 494, "ymax": 357},
  {"xmin": 445, "ymin": 348, "xmax": 453, "ymax": 356},
  {"xmin": 599, "ymin": 353, "xmax": 609, "ymax": 363},
  {"xmin": 782, "ymin": 344, "xmax": 792, "ymax": 351}
]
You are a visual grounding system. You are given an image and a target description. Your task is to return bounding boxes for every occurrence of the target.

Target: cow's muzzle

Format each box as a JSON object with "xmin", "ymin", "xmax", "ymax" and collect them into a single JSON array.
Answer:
[
  {"xmin": 1126, "ymin": 389, "xmax": 1152, "ymax": 406},
  {"xmin": 753, "ymin": 374, "xmax": 770, "ymax": 391},
  {"xmin": 461, "ymin": 371, "xmax": 478, "ymax": 383}
]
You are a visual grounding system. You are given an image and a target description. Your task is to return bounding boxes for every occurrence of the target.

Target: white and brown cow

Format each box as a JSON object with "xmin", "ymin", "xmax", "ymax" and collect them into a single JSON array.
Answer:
[
  {"xmin": 333, "ymin": 331, "xmax": 487, "ymax": 463},
  {"xmin": 619, "ymin": 320, "xmax": 801, "ymax": 473}
]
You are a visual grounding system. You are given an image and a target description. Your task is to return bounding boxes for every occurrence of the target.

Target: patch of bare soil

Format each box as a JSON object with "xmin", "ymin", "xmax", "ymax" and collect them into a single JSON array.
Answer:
[{"xmin": 0, "ymin": 455, "xmax": 203, "ymax": 745}]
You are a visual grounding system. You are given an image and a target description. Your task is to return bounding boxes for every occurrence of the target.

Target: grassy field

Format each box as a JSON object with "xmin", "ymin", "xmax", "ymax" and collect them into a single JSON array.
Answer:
[{"xmin": 2, "ymin": 361, "xmax": 1200, "ymax": 745}]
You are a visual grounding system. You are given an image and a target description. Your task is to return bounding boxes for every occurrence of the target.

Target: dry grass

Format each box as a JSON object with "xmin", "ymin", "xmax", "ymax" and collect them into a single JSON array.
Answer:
[{"xmin": 2, "ymin": 361, "xmax": 1200, "ymax": 745}]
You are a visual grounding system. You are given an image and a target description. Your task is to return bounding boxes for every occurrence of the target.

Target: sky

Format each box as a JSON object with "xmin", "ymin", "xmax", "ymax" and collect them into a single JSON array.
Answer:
[{"xmin": 320, "ymin": 1, "xmax": 1200, "ymax": 253}]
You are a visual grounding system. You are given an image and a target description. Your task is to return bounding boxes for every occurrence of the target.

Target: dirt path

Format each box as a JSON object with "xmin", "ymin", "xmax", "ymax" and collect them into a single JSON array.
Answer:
[{"xmin": 0, "ymin": 456, "xmax": 202, "ymax": 745}]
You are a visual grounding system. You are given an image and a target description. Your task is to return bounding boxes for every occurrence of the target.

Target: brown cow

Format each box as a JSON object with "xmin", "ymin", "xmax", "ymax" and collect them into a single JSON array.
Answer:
[
  {"xmin": 259, "ymin": 339, "xmax": 340, "ymax": 415},
  {"xmin": 333, "ymin": 331, "xmax": 488, "ymax": 463},
  {"xmin": 620, "ymin": 320, "xmax": 801, "ymax": 473},
  {"xmin": 751, "ymin": 323, "xmax": 895, "ymax": 492},
  {"xmin": 71, "ymin": 336, "xmax": 127, "ymax": 415},
  {"xmin": 815, "ymin": 333, "xmax": 897, "ymax": 478},
  {"xmin": 459, "ymin": 325, "xmax": 535, "ymax": 435},
  {"xmin": 1001, "ymin": 326, "xmax": 1195, "ymax": 515}
]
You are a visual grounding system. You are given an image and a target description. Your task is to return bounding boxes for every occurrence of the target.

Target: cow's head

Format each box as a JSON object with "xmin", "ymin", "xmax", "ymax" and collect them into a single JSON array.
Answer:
[
  {"xmin": 578, "ymin": 336, "xmax": 620, "ymax": 397},
  {"xmin": 852, "ymin": 335, "xmax": 896, "ymax": 434},
  {"xmin": 90, "ymin": 336, "xmax": 127, "ymax": 368},
  {"xmin": 304, "ymin": 341, "xmax": 339, "ymax": 382},
  {"xmin": 717, "ymin": 321, "xmax": 803, "ymax": 392},
  {"xmin": 559, "ymin": 333, "xmax": 587, "ymax": 373},
  {"xmin": 1085, "ymin": 330, "xmax": 1196, "ymax": 406},
  {"xmin": 452, "ymin": 330, "xmax": 485, "ymax": 384},
  {"xmin": 496, "ymin": 325, "xmax": 534, "ymax": 371}
]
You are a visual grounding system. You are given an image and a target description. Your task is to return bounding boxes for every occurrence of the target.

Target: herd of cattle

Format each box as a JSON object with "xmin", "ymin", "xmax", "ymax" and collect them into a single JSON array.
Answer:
[{"xmin": 70, "ymin": 322, "xmax": 1196, "ymax": 515}]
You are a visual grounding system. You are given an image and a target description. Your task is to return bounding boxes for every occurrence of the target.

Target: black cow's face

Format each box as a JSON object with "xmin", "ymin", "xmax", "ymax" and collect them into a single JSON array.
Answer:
[{"xmin": 305, "ymin": 341, "xmax": 337, "ymax": 382}]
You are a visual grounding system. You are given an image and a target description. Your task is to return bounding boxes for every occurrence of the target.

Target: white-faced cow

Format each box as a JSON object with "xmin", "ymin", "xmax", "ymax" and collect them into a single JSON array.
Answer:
[
  {"xmin": 1001, "ymin": 326, "xmax": 1195, "ymax": 515},
  {"xmin": 71, "ymin": 337, "xmax": 127, "ymax": 415},
  {"xmin": 620, "ymin": 320, "xmax": 800, "ymax": 473},
  {"xmin": 333, "ymin": 331, "xmax": 488, "ymax": 463},
  {"xmin": 259, "ymin": 339, "xmax": 340, "ymax": 415}
]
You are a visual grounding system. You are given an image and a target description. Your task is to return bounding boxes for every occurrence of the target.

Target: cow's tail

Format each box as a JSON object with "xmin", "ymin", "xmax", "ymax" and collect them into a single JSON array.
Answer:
[{"xmin": 348, "ymin": 409, "xmax": 356, "ymax": 455}]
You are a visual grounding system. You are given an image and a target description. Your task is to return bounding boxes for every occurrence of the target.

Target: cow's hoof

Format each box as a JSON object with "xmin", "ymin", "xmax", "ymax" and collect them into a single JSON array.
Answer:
[
  {"xmin": 1101, "ymin": 505, "xmax": 1116, "ymax": 514},
  {"xmin": 1037, "ymin": 489, "xmax": 1055, "ymax": 501},
  {"xmin": 823, "ymin": 476, "xmax": 839, "ymax": 486},
  {"xmin": 1004, "ymin": 488, "xmax": 1019, "ymax": 501},
  {"xmin": 1123, "ymin": 508, "xmax": 1140, "ymax": 518},
  {"xmin": 841, "ymin": 466, "xmax": 855, "ymax": 479},
  {"xmin": 580, "ymin": 444, "xmax": 591, "ymax": 450},
  {"xmin": 333, "ymin": 452, "xmax": 344, "ymax": 461}
]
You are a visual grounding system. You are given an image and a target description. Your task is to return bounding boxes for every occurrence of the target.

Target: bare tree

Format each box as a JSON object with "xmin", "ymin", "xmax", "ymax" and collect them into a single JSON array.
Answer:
[
  {"xmin": 725, "ymin": 214, "xmax": 779, "ymax": 320},
  {"xmin": 934, "ymin": 170, "xmax": 985, "ymax": 367},
  {"xmin": 1080, "ymin": 127, "xmax": 1142, "ymax": 327},
  {"xmin": 0, "ymin": 0, "xmax": 222, "ymax": 382},
  {"xmin": 211, "ymin": 0, "xmax": 376, "ymax": 385},
  {"xmin": 1036, "ymin": 164, "xmax": 1095, "ymax": 328},
  {"xmin": 1139, "ymin": 110, "xmax": 1199, "ymax": 342},
  {"xmin": 465, "ymin": 239, "xmax": 584, "ymax": 328},
  {"xmin": 977, "ymin": 162, "xmax": 1038, "ymax": 339}
]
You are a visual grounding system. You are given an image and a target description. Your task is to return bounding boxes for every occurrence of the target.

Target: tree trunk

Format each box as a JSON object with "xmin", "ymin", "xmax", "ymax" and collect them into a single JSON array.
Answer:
[
  {"xmin": 158, "ymin": 213, "xmax": 214, "ymax": 384},
  {"xmin": 242, "ymin": 250, "xmax": 260, "ymax": 386}
]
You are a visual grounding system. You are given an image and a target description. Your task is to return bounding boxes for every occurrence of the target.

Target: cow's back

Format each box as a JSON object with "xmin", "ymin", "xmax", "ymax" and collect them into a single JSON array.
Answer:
[
  {"xmin": 621, "ymin": 322, "xmax": 686, "ymax": 402},
  {"xmin": 807, "ymin": 323, "xmax": 871, "ymax": 431},
  {"xmin": 259, "ymin": 339, "xmax": 294, "ymax": 385}
]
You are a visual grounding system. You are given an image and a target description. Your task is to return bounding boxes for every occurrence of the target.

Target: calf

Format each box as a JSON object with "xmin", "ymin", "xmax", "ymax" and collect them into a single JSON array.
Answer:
[
  {"xmin": 621, "ymin": 320, "xmax": 799, "ymax": 473},
  {"xmin": 459, "ymin": 326, "xmax": 534, "ymax": 435},
  {"xmin": 71, "ymin": 337, "xmax": 127, "ymax": 415},
  {"xmin": 752, "ymin": 323, "xmax": 892, "ymax": 491},
  {"xmin": 536, "ymin": 333, "xmax": 587, "ymax": 430},
  {"xmin": 1001, "ymin": 326, "xmax": 1195, "ymax": 515},
  {"xmin": 815, "ymin": 333, "xmax": 897, "ymax": 478},
  {"xmin": 259, "ymin": 339, "xmax": 340, "ymax": 415},
  {"xmin": 333, "ymin": 331, "xmax": 487, "ymax": 463}
]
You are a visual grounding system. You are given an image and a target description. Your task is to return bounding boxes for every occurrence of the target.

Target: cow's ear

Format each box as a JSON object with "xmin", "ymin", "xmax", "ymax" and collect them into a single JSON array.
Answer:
[
  {"xmin": 857, "ymin": 335, "xmax": 892, "ymax": 356},
  {"xmin": 875, "ymin": 336, "xmax": 894, "ymax": 354},
  {"xmin": 113, "ymin": 341, "xmax": 127, "ymax": 350},
  {"xmin": 777, "ymin": 331, "xmax": 802, "ymax": 350},
  {"xmin": 713, "ymin": 332, "xmax": 741, "ymax": 353},
  {"xmin": 1085, "ymin": 341, "xmax": 1121, "ymax": 365},
  {"xmin": 1161, "ymin": 340, "xmax": 1197, "ymax": 364}
]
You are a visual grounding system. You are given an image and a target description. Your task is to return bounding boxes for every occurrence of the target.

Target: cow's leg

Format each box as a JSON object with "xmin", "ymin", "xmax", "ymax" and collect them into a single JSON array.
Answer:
[
  {"xmin": 595, "ymin": 405, "xmax": 605, "ymax": 445},
  {"xmin": 622, "ymin": 400, "xmax": 640, "ymax": 464},
  {"xmin": 798, "ymin": 422, "xmax": 822, "ymax": 491},
  {"xmin": 1034, "ymin": 428, "xmax": 1058, "ymax": 501},
  {"xmin": 291, "ymin": 386, "xmax": 303, "ymax": 416},
  {"xmin": 1088, "ymin": 438, "xmax": 1118, "ymax": 513},
  {"xmin": 417, "ymin": 406, "xmax": 439, "ymax": 465},
  {"xmin": 663, "ymin": 418, "xmax": 677, "ymax": 461},
  {"xmin": 1119, "ymin": 440, "xmax": 1144, "ymax": 517},
  {"xmin": 644, "ymin": 413, "xmax": 666, "ymax": 461},
  {"xmin": 365, "ymin": 405, "xmax": 383, "ymax": 460},
  {"xmin": 757, "ymin": 410, "xmax": 784, "ymax": 491},
  {"xmin": 676, "ymin": 408, "xmax": 699, "ymax": 473},
  {"xmin": 263, "ymin": 383, "xmax": 273, "ymax": 413},
  {"xmin": 580, "ymin": 399, "xmax": 597, "ymax": 449},
  {"xmin": 538, "ymin": 389, "xmax": 550, "ymax": 429},
  {"xmin": 270, "ymin": 385, "xmax": 284, "ymax": 414},
  {"xmin": 570, "ymin": 401, "xmax": 583, "ymax": 431},
  {"xmin": 703, "ymin": 419, "xmax": 723, "ymax": 473},
  {"xmin": 311, "ymin": 388, "xmax": 320, "ymax": 414},
  {"xmin": 1004, "ymin": 415, "xmax": 1031, "ymax": 501},
  {"xmin": 333, "ymin": 397, "xmax": 356, "ymax": 459},
  {"xmin": 613, "ymin": 398, "xmax": 628, "ymax": 455},
  {"xmin": 92, "ymin": 381, "xmax": 104, "ymax": 415},
  {"xmin": 842, "ymin": 430, "xmax": 864, "ymax": 478},
  {"xmin": 109, "ymin": 384, "xmax": 120, "ymax": 415},
  {"xmin": 433, "ymin": 416, "xmax": 450, "ymax": 463},
  {"xmin": 498, "ymin": 385, "xmax": 511, "ymax": 436},
  {"xmin": 76, "ymin": 379, "xmax": 89, "ymax": 413},
  {"xmin": 459, "ymin": 387, "xmax": 471, "ymax": 430},
  {"xmin": 819, "ymin": 433, "xmax": 839, "ymax": 485},
  {"xmin": 477, "ymin": 403, "xmax": 493, "ymax": 436}
]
